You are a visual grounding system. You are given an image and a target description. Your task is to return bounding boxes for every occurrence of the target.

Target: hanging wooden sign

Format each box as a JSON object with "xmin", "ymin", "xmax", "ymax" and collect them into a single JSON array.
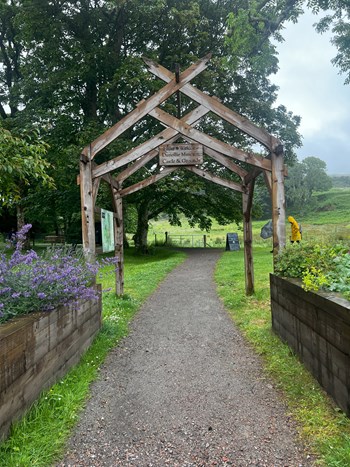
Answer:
[{"xmin": 159, "ymin": 143, "xmax": 203, "ymax": 166}]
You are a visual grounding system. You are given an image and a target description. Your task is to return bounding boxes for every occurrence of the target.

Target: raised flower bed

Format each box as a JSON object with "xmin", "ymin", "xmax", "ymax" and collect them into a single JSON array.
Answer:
[
  {"xmin": 0, "ymin": 288, "xmax": 102, "ymax": 440},
  {"xmin": 270, "ymin": 273, "xmax": 350, "ymax": 416},
  {"xmin": 0, "ymin": 225, "xmax": 104, "ymax": 440}
]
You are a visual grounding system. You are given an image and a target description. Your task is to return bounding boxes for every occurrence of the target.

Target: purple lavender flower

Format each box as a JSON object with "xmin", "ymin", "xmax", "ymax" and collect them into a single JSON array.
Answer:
[{"xmin": 0, "ymin": 226, "xmax": 102, "ymax": 323}]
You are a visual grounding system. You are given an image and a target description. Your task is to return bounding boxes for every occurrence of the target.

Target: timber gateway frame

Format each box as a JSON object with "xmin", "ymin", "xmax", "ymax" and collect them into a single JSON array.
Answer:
[{"xmin": 79, "ymin": 54, "xmax": 286, "ymax": 296}]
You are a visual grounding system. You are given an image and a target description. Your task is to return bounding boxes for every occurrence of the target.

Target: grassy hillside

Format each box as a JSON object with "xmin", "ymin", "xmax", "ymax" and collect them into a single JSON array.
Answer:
[
  {"xmin": 302, "ymin": 188, "xmax": 350, "ymax": 224},
  {"xmin": 298, "ymin": 188, "xmax": 350, "ymax": 244}
]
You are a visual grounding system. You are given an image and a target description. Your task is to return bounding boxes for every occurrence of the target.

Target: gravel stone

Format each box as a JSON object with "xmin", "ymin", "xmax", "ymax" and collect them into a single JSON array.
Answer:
[{"xmin": 57, "ymin": 249, "xmax": 315, "ymax": 466}]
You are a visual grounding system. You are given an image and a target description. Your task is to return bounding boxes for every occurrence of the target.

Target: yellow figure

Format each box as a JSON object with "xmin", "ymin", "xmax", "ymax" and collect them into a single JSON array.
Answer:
[{"xmin": 288, "ymin": 216, "xmax": 302, "ymax": 243}]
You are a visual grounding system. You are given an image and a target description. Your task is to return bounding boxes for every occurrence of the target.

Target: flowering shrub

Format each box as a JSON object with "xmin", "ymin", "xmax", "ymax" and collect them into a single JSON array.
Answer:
[
  {"xmin": 274, "ymin": 243, "xmax": 350, "ymax": 300},
  {"xmin": 0, "ymin": 225, "xmax": 101, "ymax": 324}
]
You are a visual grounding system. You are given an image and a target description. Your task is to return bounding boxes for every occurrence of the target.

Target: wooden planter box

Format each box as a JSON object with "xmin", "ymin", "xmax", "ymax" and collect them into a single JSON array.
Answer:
[
  {"xmin": 0, "ymin": 287, "xmax": 102, "ymax": 441},
  {"xmin": 270, "ymin": 274, "xmax": 350, "ymax": 415}
]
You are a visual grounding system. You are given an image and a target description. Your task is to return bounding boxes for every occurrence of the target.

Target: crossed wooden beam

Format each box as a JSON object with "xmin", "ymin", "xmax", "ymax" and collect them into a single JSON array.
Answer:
[
  {"xmin": 80, "ymin": 54, "xmax": 287, "ymax": 296},
  {"xmin": 81, "ymin": 53, "xmax": 282, "ymax": 198}
]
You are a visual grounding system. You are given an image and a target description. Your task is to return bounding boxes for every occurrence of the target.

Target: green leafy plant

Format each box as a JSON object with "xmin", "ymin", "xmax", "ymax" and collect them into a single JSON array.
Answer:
[
  {"xmin": 275, "ymin": 243, "xmax": 350, "ymax": 299},
  {"xmin": 327, "ymin": 253, "xmax": 350, "ymax": 300},
  {"xmin": 302, "ymin": 266, "xmax": 330, "ymax": 292},
  {"xmin": 0, "ymin": 225, "xmax": 101, "ymax": 323}
]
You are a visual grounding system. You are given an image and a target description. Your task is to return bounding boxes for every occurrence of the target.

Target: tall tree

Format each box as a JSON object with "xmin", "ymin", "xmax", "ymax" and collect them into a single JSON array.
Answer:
[{"xmin": 285, "ymin": 156, "xmax": 332, "ymax": 212}]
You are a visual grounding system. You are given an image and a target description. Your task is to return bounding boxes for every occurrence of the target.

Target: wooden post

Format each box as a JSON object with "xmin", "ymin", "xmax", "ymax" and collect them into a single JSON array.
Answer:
[
  {"xmin": 114, "ymin": 191, "xmax": 124, "ymax": 296},
  {"xmin": 80, "ymin": 147, "xmax": 95, "ymax": 262},
  {"xmin": 271, "ymin": 145, "xmax": 286, "ymax": 258},
  {"xmin": 242, "ymin": 181, "xmax": 255, "ymax": 295},
  {"xmin": 204, "ymin": 235, "xmax": 207, "ymax": 248}
]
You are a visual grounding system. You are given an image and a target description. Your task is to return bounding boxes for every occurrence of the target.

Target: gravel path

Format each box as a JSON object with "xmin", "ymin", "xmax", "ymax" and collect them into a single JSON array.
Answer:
[{"xmin": 58, "ymin": 249, "xmax": 314, "ymax": 467}]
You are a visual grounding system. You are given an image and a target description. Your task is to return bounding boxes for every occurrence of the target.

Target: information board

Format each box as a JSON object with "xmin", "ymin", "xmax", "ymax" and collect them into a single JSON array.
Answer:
[
  {"xmin": 159, "ymin": 143, "xmax": 203, "ymax": 166},
  {"xmin": 226, "ymin": 233, "xmax": 240, "ymax": 251},
  {"xmin": 101, "ymin": 209, "xmax": 115, "ymax": 253}
]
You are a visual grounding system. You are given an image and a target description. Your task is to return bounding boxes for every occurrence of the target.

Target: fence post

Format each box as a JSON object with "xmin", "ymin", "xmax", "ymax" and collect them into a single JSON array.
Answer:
[{"xmin": 204, "ymin": 235, "xmax": 207, "ymax": 248}]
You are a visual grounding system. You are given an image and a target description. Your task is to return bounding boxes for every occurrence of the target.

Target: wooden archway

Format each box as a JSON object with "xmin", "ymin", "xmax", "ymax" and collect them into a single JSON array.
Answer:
[{"xmin": 79, "ymin": 54, "xmax": 286, "ymax": 296}]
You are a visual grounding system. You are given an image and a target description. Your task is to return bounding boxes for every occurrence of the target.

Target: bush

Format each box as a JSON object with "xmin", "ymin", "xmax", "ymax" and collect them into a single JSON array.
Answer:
[
  {"xmin": 0, "ymin": 225, "xmax": 100, "ymax": 324},
  {"xmin": 274, "ymin": 243, "xmax": 350, "ymax": 299}
]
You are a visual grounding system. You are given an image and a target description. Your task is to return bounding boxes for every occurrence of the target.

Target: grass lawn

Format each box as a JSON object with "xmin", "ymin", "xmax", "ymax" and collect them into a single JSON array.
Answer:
[{"xmin": 148, "ymin": 210, "xmax": 350, "ymax": 249}]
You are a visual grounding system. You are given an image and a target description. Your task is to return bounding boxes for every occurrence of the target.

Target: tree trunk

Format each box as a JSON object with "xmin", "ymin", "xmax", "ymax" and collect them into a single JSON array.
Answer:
[
  {"xmin": 123, "ymin": 232, "xmax": 130, "ymax": 248},
  {"xmin": 16, "ymin": 203, "xmax": 30, "ymax": 248},
  {"xmin": 16, "ymin": 204, "xmax": 25, "ymax": 232},
  {"xmin": 134, "ymin": 201, "xmax": 150, "ymax": 254}
]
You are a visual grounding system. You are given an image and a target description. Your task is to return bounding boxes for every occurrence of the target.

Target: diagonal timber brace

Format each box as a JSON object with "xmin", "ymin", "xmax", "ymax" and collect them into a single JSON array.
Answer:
[
  {"xmin": 92, "ymin": 105, "xmax": 210, "ymax": 179},
  {"xmin": 149, "ymin": 107, "xmax": 272, "ymax": 171},
  {"xmin": 84, "ymin": 54, "xmax": 212, "ymax": 158},
  {"xmin": 144, "ymin": 58, "xmax": 281, "ymax": 152}
]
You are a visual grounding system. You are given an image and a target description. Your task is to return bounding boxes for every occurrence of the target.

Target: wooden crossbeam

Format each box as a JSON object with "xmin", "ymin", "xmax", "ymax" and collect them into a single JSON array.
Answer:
[
  {"xmin": 92, "ymin": 105, "xmax": 211, "ymax": 179},
  {"xmin": 116, "ymin": 151, "xmax": 158, "ymax": 184},
  {"xmin": 77, "ymin": 162, "xmax": 121, "ymax": 190},
  {"xmin": 144, "ymin": 58, "xmax": 280, "ymax": 151},
  {"xmin": 181, "ymin": 135, "xmax": 248, "ymax": 179},
  {"xmin": 84, "ymin": 54, "xmax": 212, "ymax": 158},
  {"xmin": 100, "ymin": 172, "xmax": 120, "ymax": 191},
  {"xmin": 121, "ymin": 163, "xmax": 244, "ymax": 199},
  {"xmin": 204, "ymin": 148, "xmax": 247, "ymax": 179},
  {"xmin": 116, "ymin": 106, "xmax": 211, "ymax": 184},
  {"xmin": 244, "ymin": 154, "xmax": 287, "ymax": 186},
  {"xmin": 149, "ymin": 107, "xmax": 272, "ymax": 171},
  {"xmin": 120, "ymin": 167, "xmax": 177, "ymax": 197},
  {"xmin": 244, "ymin": 166, "xmax": 264, "ymax": 185},
  {"xmin": 184, "ymin": 166, "xmax": 245, "ymax": 193}
]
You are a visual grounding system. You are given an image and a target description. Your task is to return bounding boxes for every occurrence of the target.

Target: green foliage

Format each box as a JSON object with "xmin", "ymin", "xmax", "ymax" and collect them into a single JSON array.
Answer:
[
  {"xmin": 327, "ymin": 253, "xmax": 350, "ymax": 300},
  {"xmin": 285, "ymin": 156, "xmax": 333, "ymax": 213},
  {"xmin": 331, "ymin": 175, "xmax": 350, "ymax": 188},
  {"xmin": 0, "ymin": 0, "xmax": 304, "ymax": 244},
  {"xmin": 274, "ymin": 243, "xmax": 339, "ymax": 278},
  {"xmin": 0, "ymin": 127, "xmax": 53, "ymax": 206},
  {"xmin": 310, "ymin": 0, "xmax": 350, "ymax": 84},
  {"xmin": 302, "ymin": 266, "xmax": 330, "ymax": 292},
  {"xmin": 274, "ymin": 242, "xmax": 350, "ymax": 299}
]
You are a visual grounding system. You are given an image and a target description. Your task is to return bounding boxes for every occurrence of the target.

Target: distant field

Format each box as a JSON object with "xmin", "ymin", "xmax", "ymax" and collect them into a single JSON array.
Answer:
[
  {"xmin": 1, "ymin": 189, "xmax": 349, "ymax": 250},
  {"xmin": 147, "ymin": 188, "xmax": 350, "ymax": 247},
  {"xmin": 299, "ymin": 188, "xmax": 350, "ymax": 244},
  {"xmin": 303, "ymin": 188, "xmax": 350, "ymax": 225}
]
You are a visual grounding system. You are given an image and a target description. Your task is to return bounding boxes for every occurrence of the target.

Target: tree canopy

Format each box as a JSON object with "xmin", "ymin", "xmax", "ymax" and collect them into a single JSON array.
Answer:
[
  {"xmin": 310, "ymin": 0, "xmax": 350, "ymax": 84},
  {"xmin": 285, "ymin": 156, "xmax": 333, "ymax": 212},
  {"xmin": 0, "ymin": 126, "xmax": 52, "ymax": 207}
]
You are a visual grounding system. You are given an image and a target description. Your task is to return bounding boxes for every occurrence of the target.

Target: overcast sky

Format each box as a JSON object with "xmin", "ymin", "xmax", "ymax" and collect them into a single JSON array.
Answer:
[{"xmin": 272, "ymin": 11, "xmax": 350, "ymax": 175}]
